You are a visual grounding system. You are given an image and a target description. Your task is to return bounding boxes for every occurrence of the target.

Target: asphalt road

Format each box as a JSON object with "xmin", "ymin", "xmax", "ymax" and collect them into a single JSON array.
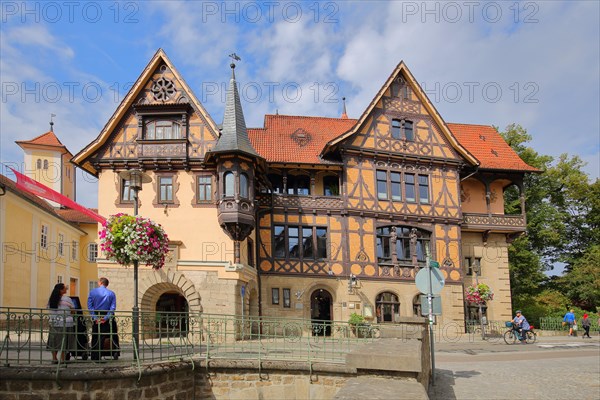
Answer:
[{"xmin": 429, "ymin": 335, "xmax": 600, "ymax": 400}]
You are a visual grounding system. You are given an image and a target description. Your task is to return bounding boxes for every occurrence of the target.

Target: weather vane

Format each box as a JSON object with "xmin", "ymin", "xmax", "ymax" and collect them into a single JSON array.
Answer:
[
  {"xmin": 229, "ymin": 53, "xmax": 241, "ymax": 62},
  {"xmin": 50, "ymin": 113, "xmax": 56, "ymax": 131}
]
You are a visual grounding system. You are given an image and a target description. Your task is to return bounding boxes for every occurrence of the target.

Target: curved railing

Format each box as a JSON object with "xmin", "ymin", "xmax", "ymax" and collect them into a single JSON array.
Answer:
[{"xmin": 0, "ymin": 308, "xmax": 382, "ymax": 368}]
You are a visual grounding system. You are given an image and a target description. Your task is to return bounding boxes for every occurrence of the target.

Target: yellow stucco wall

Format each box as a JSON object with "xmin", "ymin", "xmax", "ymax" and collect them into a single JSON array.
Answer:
[
  {"xmin": 98, "ymin": 170, "xmax": 237, "ymax": 264},
  {"xmin": 0, "ymin": 191, "xmax": 87, "ymax": 308}
]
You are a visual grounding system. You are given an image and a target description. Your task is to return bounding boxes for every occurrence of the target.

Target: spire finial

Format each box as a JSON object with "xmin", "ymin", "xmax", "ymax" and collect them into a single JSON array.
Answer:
[
  {"xmin": 229, "ymin": 53, "xmax": 241, "ymax": 78},
  {"xmin": 50, "ymin": 113, "xmax": 56, "ymax": 131},
  {"xmin": 341, "ymin": 97, "xmax": 348, "ymax": 119}
]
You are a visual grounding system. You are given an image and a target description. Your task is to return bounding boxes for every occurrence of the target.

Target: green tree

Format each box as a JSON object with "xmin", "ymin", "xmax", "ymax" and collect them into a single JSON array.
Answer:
[
  {"xmin": 560, "ymin": 245, "xmax": 600, "ymax": 310},
  {"xmin": 499, "ymin": 123, "xmax": 599, "ymax": 312}
]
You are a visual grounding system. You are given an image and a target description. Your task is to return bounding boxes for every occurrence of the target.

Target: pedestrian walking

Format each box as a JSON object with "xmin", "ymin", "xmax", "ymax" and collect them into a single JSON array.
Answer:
[
  {"xmin": 563, "ymin": 309, "xmax": 576, "ymax": 336},
  {"xmin": 581, "ymin": 314, "xmax": 591, "ymax": 338}
]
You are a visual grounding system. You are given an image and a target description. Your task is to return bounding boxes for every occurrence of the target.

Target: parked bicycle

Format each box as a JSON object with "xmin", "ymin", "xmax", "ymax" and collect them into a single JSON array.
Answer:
[{"xmin": 503, "ymin": 321, "xmax": 537, "ymax": 344}]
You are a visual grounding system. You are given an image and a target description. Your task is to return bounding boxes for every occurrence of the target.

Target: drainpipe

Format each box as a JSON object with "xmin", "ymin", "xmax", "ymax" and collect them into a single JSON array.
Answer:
[{"xmin": 460, "ymin": 166, "xmax": 480, "ymax": 182}]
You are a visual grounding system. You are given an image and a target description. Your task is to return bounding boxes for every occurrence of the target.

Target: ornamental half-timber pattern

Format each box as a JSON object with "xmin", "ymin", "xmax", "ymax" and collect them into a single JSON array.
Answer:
[
  {"xmin": 256, "ymin": 78, "xmax": 465, "ymax": 285},
  {"xmin": 72, "ymin": 49, "xmax": 532, "ymax": 323}
]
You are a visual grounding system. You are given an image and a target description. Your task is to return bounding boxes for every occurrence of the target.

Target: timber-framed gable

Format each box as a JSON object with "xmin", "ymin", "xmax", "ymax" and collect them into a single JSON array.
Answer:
[{"xmin": 73, "ymin": 49, "xmax": 220, "ymax": 176}]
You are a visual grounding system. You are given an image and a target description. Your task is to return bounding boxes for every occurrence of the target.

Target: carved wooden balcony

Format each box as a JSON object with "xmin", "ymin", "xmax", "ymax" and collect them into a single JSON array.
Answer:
[
  {"xmin": 138, "ymin": 140, "xmax": 187, "ymax": 159},
  {"xmin": 462, "ymin": 213, "xmax": 526, "ymax": 231},
  {"xmin": 257, "ymin": 194, "xmax": 343, "ymax": 211}
]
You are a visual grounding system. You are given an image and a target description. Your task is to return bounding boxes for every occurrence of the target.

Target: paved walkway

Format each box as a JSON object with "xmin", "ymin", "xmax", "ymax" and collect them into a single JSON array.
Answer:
[{"xmin": 429, "ymin": 335, "xmax": 600, "ymax": 400}]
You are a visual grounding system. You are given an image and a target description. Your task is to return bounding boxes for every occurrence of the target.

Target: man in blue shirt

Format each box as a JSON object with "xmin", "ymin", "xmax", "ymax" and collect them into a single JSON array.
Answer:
[
  {"xmin": 563, "ymin": 309, "xmax": 576, "ymax": 336},
  {"xmin": 513, "ymin": 310, "xmax": 530, "ymax": 344},
  {"xmin": 88, "ymin": 277, "xmax": 119, "ymax": 360}
]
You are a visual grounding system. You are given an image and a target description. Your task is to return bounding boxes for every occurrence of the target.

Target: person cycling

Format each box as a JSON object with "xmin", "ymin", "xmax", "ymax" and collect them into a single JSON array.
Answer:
[{"xmin": 513, "ymin": 310, "xmax": 530, "ymax": 344}]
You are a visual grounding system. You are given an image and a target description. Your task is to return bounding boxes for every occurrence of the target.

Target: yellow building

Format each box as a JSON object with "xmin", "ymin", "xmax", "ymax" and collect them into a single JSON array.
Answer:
[
  {"xmin": 16, "ymin": 127, "xmax": 76, "ymax": 206},
  {"xmin": 72, "ymin": 49, "xmax": 536, "ymax": 328},
  {"xmin": 0, "ymin": 129, "xmax": 99, "ymax": 308}
]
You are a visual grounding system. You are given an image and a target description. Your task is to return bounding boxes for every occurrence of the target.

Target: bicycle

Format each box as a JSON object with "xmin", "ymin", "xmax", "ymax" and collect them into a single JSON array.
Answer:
[{"xmin": 503, "ymin": 321, "xmax": 537, "ymax": 344}]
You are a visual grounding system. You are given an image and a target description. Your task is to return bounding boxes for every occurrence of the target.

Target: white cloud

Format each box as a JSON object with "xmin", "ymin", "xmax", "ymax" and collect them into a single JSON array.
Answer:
[
  {"xmin": 2, "ymin": 0, "xmax": 597, "ymax": 217},
  {"xmin": 335, "ymin": 1, "xmax": 599, "ymax": 178}
]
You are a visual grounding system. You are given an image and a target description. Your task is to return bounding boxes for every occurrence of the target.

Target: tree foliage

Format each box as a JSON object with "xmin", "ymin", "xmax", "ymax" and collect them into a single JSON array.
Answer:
[{"xmin": 499, "ymin": 123, "xmax": 599, "ymax": 312}]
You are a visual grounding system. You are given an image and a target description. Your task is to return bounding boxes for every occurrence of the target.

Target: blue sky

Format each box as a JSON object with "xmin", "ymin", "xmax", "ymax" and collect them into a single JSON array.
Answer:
[{"xmin": 1, "ymin": 2, "xmax": 598, "ymax": 224}]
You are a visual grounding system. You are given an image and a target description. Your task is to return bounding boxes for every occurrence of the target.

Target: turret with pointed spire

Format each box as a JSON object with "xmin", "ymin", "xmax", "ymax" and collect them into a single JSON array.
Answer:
[
  {"xmin": 206, "ymin": 56, "xmax": 263, "ymax": 264},
  {"xmin": 210, "ymin": 62, "xmax": 260, "ymax": 158}
]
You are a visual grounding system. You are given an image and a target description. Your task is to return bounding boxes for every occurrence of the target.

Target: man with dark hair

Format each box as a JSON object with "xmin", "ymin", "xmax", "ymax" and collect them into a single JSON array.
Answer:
[{"xmin": 88, "ymin": 277, "xmax": 119, "ymax": 360}]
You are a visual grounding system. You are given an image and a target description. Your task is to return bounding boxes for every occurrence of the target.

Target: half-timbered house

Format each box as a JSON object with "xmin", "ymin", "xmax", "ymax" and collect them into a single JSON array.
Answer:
[{"xmin": 73, "ymin": 49, "xmax": 536, "ymax": 328}]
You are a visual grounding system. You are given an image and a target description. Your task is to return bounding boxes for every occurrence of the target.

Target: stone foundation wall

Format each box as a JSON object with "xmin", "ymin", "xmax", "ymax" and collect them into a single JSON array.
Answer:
[
  {"xmin": 0, "ymin": 363, "xmax": 196, "ymax": 400},
  {"xmin": 205, "ymin": 370, "xmax": 347, "ymax": 400},
  {"xmin": 0, "ymin": 360, "xmax": 363, "ymax": 400}
]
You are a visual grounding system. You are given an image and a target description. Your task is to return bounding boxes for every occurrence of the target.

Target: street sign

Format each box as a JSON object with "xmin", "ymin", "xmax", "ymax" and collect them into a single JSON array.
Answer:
[
  {"xmin": 420, "ymin": 295, "xmax": 442, "ymax": 315},
  {"xmin": 415, "ymin": 267, "xmax": 445, "ymax": 295},
  {"xmin": 429, "ymin": 260, "xmax": 440, "ymax": 269},
  {"xmin": 240, "ymin": 285, "xmax": 246, "ymax": 297}
]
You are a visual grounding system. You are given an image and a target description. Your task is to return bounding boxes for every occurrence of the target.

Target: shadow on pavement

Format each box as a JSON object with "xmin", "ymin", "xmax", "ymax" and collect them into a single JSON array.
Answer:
[{"xmin": 428, "ymin": 369, "xmax": 481, "ymax": 400}]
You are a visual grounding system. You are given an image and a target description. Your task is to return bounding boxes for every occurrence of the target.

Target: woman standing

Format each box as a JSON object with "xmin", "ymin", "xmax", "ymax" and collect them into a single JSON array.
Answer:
[{"xmin": 46, "ymin": 283, "xmax": 74, "ymax": 363}]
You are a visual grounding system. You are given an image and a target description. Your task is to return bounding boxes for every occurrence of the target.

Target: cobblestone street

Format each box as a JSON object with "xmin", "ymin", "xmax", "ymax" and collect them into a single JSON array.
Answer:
[{"xmin": 429, "ymin": 335, "xmax": 600, "ymax": 400}]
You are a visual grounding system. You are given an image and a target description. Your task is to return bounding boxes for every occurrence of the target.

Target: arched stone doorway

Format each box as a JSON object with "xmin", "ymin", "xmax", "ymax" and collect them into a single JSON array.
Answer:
[
  {"xmin": 156, "ymin": 292, "xmax": 189, "ymax": 337},
  {"xmin": 310, "ymin": 289, "xmax": 332, "ymax": 336},
  {"xmin": 138, "ymin": 269, "xmax": 201, "ymax": 339},
  {"xmin": 138, "ymin": 268, "xmax": 202, "ymax": 315}
]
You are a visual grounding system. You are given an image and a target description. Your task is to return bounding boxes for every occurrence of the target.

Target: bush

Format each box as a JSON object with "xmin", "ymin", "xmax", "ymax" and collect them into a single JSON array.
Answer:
[{"xmin": 348, "ymin": 312, "xmax": 365, "ymax": 326}]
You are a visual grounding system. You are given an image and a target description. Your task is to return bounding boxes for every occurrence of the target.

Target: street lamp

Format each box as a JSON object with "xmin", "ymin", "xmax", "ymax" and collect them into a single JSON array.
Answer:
[
  {"xmin": 118, "ymin": 169, "xmax": 151, "ymax": 359},
  {"xmin": 472, "ymin": 259, "xmax": 486, "ymax": 340}
]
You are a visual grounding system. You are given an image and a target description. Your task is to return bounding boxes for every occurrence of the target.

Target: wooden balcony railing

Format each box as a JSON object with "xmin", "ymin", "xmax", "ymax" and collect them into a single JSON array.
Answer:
[
  {"xmin": 257, "ymin": 194, "xmax": 343, "ymax": 210},
  {"xmin": 462, "ymin": 213, "xmax": 526, "ymax": 230}
]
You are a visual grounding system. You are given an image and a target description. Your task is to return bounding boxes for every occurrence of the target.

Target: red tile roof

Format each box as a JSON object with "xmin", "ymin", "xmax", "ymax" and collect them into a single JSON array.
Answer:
[
  {"xmin": 248, "ymin": 115, "xmax": 357, "ymax": 164},
  {"xmin": 16, "ymin": 131, "xmax": 67, "ymax": 148},
  {"xmin": 247, "ymin": 115, "xmax": 536, "ymax": 172},
  {"xmin": 55, "ymin": 208, "xmax": 100, "ymax": 224},
  {"xmin": 447, "ymin": 123, "xmax": 539, "ymax": 172}
]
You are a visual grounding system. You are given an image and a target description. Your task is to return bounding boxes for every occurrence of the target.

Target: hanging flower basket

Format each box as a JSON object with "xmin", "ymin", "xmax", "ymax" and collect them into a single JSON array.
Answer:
[
  {"xmin": 99, "ymin": 213, "xmax": 170, "ymax": 270},
  {"xmin": 465, "ymin": 283, "xmax": 494, "ymax": 305}
]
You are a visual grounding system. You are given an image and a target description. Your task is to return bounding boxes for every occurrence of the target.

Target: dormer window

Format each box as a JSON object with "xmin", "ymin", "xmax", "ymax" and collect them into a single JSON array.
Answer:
[
  {"xmin": 391, "ymin": 119, "xmax": 414, "ymax": 141},
  {"xmin": 145, "ymin": 119, "xmax": 181, "ymax": 140}
]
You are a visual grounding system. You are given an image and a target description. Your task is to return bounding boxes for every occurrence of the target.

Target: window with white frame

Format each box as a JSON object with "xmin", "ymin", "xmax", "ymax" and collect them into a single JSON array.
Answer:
[
  {"xmin": 40, "ymin": 225, "xmax": 48, "ymax": 249},
  {"xmin": 88, "ymin": 243, "xmax": 98, "ymax": 262},
  {"xmin": 71, "ymin": 240, "xmax": 78, "ymax": 261},
  {"xmin": 58, "ymin": 233, "xmax": 64, "ymax": 256},
  {"xmin": 89, "ymin": 280, "xmax": 97, "ymax": 293},
  {"xmin": 57, "ymin": 275, "xmax": 63, "ymax": 283}
]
